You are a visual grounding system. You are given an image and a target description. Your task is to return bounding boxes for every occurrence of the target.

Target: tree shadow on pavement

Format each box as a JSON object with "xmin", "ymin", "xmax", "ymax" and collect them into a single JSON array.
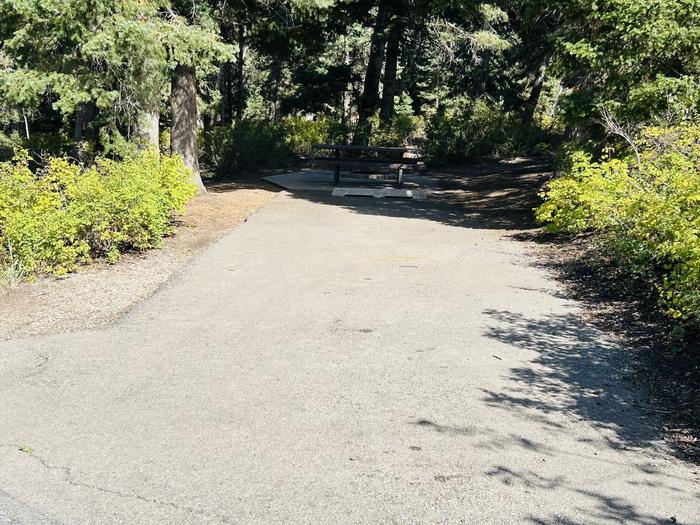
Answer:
[
  {"xmin": 521, "ymin": 234, "xmax": 700, "ymax": 464},
  {"xmin": 478, "ymin": 308, "xmax": 700, "ymax": 519},
  {"xmin": 412, "ymin": 409, "xmax": 698, "ymax": 524},
  {"xmin": 480, "ymin": 308, "xmax": 662, "ymax": 450},
  {"xmin": 487, "ymin": 465, "xmax": 688, "ymax": 525}
]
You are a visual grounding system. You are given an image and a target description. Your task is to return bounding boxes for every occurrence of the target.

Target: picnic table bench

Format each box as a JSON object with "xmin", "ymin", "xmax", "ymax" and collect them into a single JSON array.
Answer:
[{"xmin": 311, "ymin": 144, "xmax": 424, "ymax": 188}]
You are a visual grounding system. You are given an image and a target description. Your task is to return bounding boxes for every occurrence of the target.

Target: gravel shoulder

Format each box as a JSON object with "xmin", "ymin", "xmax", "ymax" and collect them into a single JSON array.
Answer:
[{"xmin": 0, "ymin": 178, "xmax": 278, "ymax": 340}]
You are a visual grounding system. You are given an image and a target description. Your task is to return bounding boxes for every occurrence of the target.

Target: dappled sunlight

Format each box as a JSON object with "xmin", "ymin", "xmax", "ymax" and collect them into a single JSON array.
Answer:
[
  {"xmin": 409, "ymin": 415, "xmax": 698, "ymax": 523},
  {"xmin": 480, "ymin": 309, "xmax": 662, "ymax": 449},
  {"xmin": 484, "ymin": 465, "xmax": 682, "ymax": 525}
]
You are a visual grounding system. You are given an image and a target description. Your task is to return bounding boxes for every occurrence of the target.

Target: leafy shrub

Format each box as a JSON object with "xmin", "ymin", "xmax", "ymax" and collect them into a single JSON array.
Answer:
[
  {"xmin": 279, "ymin": 116, "xmax": 347, "ymax": 156},
  {"xmin": 537, "ymin": 124, "xmax": 700, "ymax": 325},
  {"xmin": 26, "ymin": 131, "xmax": 74, "ymax": 157},
  {"xmin": 0, "ymin": 130, "xmax": 74, "ymax": 161},
  {"xmin": 202, "ymin": 120, "xmax": 287, "ymax": 173},
  {"xmin": 367, "ymin": 114, "xmax": 425, "ymax": 148},
  {"xmin": 0, "ymin": 149, "xmax": 196, "ymax": 280},
  {"xmin": 100, "ymin": 128, "xmax": 140, "ymax": 160},
  {"xmin": 203, "ymin": 117, "xmax": 347, "ymax": 172},
  {"xmin": 0, "ymin": 131, "xmax": 23, "ymax": 161},
  {"xmin": 626, "ymin": 75, "xmax": 700, "ymax": 123},
  {"xmin": 349, "ymin": 94, "xmax": 425, "ymax": 148},
  {"xmin": 425, "ymin": 98, "xmax": 526, "ymax": 163}
]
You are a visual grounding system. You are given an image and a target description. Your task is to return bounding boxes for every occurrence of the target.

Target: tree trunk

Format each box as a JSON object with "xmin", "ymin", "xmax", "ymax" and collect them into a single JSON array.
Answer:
[
  {"xmin": 22, "ymin": 110, "xmax": 30, "ymax": 139},
  {"xmin": 134, "ymin": 110, "xmax": 160, "ymax": 148},
  {"xmin": 522, "ymin": 62, "xmax": 547, "ymax": 128},
  {"xmin": 379, "ymin": 21, "xmax": 401, "ymax": 124},
  {"xmin": 269, "ymin": 59, "xmax": 282, "ymax": 121},
  {"xmin": 235, "ymin": 25, "xmax": 246, "ymax": 123},
  {"xmin": 218, "ymin": 61, "xmax": 234, "ymax": 125},
  {"xmin": 356, "ymin": 1, "xmax": 391, "ymax": 131},
  {"xmin": 72, "ymin": 102, "xmax": 97, "ymax": 162},
  {"xmin": 171, "ymin": 64, "xmax": 205, "ymax": 193},
  {"xmin": 73, "ymin": 102, "xmax": 97, "ymax": 143},
  {"xmin": 341, "ymin": 36, "xmax": 351, "ymax": 128},
  {"xmin": 404, "ymin": 34, "xmax": 423, "ymax": 115}
]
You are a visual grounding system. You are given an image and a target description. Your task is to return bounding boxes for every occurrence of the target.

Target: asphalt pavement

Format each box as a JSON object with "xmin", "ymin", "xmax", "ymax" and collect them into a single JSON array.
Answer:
[{"xmin": 1, "ymin": 188, "xmax": 698, "ymax": 524}]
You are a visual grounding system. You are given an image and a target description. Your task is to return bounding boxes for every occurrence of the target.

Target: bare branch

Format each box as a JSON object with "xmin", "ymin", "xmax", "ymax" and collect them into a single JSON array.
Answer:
[{"xmin": 597, "ymin": 107, "xmax": 641, "ymax": 166}]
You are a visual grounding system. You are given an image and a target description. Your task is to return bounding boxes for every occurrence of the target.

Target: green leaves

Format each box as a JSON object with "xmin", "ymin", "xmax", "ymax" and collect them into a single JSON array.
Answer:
[
  {"xmin": 0, "ymin": 0, "xmax": 230, "ymax": 125},
  {"xmin": 0, "ymin": 150, "xmax": 197, "ymax": 279},
  {"xmin": 552, "ymin": 0, "xmax": 700, "ymax": 122},
  {"xmin": 537, "ymin": 124, "xmax": 700, "ymax": 325}
]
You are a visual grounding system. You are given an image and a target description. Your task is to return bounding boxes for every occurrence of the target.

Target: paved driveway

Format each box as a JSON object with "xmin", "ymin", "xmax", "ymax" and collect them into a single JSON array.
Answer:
[{"xmin": 1, "ymin": 179, "xmax": 698, "ymax": 524}]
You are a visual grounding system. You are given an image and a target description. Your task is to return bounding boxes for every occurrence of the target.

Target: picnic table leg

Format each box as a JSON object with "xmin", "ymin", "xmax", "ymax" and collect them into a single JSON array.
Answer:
[
  {"xmin": 396, "ymin": 167, "xmax": 404, "ymax": 188},
  {"xmin": 333, "ymin": 148, "xmax": 341, "ymax": 185}
]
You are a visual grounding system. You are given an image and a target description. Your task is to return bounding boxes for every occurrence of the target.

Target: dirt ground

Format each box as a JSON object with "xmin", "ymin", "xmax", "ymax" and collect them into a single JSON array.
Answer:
[{"xmin": 0, "ymin": 177, "xmax": 278, "ymax": 340}]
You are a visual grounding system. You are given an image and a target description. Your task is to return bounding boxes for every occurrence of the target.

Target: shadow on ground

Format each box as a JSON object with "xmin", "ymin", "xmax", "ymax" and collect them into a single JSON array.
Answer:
[
  {"xmin": 480, "ymin": 308, "xmax": 657, "ymax": 447},
  {"xmin": 476, "ymin": 308, "xmax": 700, "ymax": 522},
  {"xmin": 527, "ymin": 232, "xmax": 700, "ymax": 463},
  {"xmin": 413, "ymin": 402, "xmax": 699, "ymax": 524},
  {"xmin": 414, "ymin": 312, "xmax": 699, "ymax": 524},
  {"xmin": 205, "ymin": 174, "xmax": 283, "ymax": 194}
]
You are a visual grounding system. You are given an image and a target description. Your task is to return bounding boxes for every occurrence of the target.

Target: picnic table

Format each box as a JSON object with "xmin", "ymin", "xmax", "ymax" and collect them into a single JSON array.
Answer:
[{"xmin": 311, "ymin": 144, "xmax": 424, "ymax": 188}]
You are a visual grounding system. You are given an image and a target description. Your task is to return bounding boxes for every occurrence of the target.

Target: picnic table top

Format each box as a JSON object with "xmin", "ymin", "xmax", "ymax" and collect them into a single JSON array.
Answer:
[{"xmin": 312, "ymin": 143, "xmax": 422, "ymax": 154}]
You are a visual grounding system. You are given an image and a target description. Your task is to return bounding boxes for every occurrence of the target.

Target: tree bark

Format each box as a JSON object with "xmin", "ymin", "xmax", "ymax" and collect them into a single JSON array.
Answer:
[
  {"xmin": 134, "ymin": 110, "xmax": 160, "ymax": 148},
  {"xmin": 171, "ymin": 64, "xmax": 205, "ymax": 192},
  {"xmin": 269, "ymin": 59, "xmax": 282, "ymax": 121},
  {"xmin": 218, "ymin": 61, "xmax": 234, "ymax": 125},
  {"xmin": 341, "ymin": 36, "xmax": 351, "ymax": 128},
  {"xmin": 22, "ymin": 110, "xmax": 30, "ymax": 139},
  {"xmin": 522, "ymin": 62, "xmax": 547, "ymax": 128},
  {"xmin": 403, "ymin": 34, "xmax": 423, "ymax": 115},
  {"xmin": 356, "ymin": 1, "xmax": 392, "ymax": 130},
  {"xmin": 73, "ymin": 102, "xmax": 97, "ymax": 143},
  {"xmin": 72, "ymin": 102, "xmax": 97, "ymax": 162},
  {"xmin": 235, "ymin": 25, "xmax": 246, "ymax": 123},
  {"xmin": 379, "ymin": 21, "xmax": 401, "ymax": 124}
]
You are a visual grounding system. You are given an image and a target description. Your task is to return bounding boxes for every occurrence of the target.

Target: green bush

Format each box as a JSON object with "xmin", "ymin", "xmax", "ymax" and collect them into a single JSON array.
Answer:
[
  {"xmin": 367, "ymin": 114, "xmax": 425, "ymax": 148},
  {"xmin": 626, "ymin": 75, "xmax": 700, "ymax": 123},
  {"xmin": 425, "ymin": 98, "xmax": 526, "ymax": 163},
  {"xmin": 26, "ymin": 131, "xmax": 75, "ymax": 157},
  {"xmin": 203, "ymin": 117, "xmax": 347, "ymax": 172},
  {"xmin": 202, "ymin": 120, "xmax": 287, "ymax": 173},
  {"xmin": 0, "ymin": 149, "xmax": 197, "ymax": 280},
  {"xmin": 279, "ymin": 116, "xmax": 347, "ymax": 156},
  {"xmin": 537, "ymin": 124, "xmax": 700, "ymax": 325},
  {"xmin": 0, "ymin": 130, "xmax": 74, "ymax": 162},
  {"xmin": 0, "ymin": 131, "xmax": 23, "ymax": 162}
]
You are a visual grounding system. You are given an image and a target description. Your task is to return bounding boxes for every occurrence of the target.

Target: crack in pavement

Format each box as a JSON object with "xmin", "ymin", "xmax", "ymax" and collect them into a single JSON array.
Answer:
[
  {"xmin": 17, "ymin": 353, "xmax": 50, "ymax": 383},
  {"xmin": 0, "ymin": 445, "xmax": 236, "ymax": 524}
]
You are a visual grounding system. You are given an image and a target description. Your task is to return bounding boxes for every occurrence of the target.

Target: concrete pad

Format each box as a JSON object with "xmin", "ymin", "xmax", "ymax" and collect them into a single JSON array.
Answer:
[
  {"xmin": 264, "ymin": 170, "xmax": 440, "ymax": 193},
  {"xmin": 264, "ymin": 170, "xmax": 336, "ymax": 191},
  {"xmin": 332, "ymin": 187, "xmax": 427, "ymax": 199}
]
